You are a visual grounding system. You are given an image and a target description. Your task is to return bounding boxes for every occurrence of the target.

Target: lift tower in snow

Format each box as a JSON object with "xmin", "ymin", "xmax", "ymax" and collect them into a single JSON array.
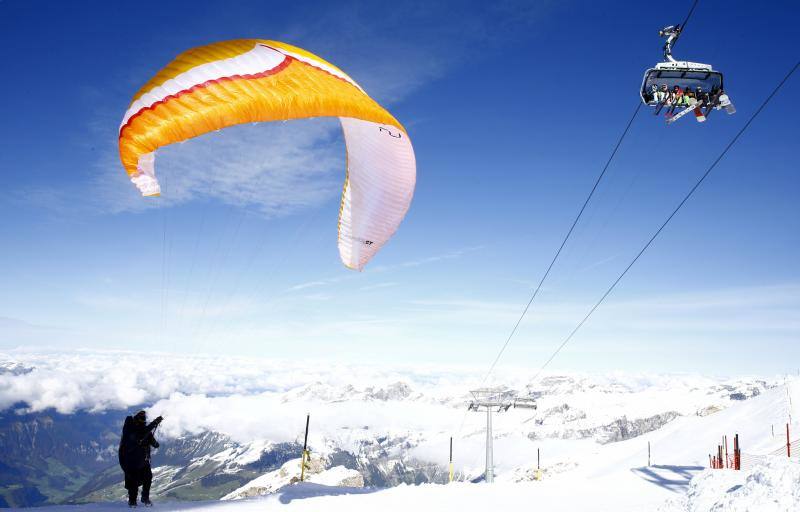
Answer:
[
  {"xmin": 467, "ymin": 388, "xmax": 537, "ymax": 483},
  {"xmin": 468, "ymin": 388, "xmax": 510, "ymax": 483}
]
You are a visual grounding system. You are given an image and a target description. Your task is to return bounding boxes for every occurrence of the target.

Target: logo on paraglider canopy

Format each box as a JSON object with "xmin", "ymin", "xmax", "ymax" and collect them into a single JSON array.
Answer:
[
  {"xmin": 351, "ymin": 237, "xmax": 374, "ymax": 246},
  {"xmin": 379, "ymin": 127, "xmax": 401, "ymax": 139}
]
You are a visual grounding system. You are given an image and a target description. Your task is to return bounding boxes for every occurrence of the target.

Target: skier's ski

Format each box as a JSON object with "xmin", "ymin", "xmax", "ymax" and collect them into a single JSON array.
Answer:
[
  {"xmin": 694, "ymin": 105, "xmax": 706, "ymax": 122},
  {"xmin": 693, "ymin": 100, "xmax": 707, "ymax": 123},
  {"xmin": 654, "ymin": 100, "xmax": 667, "ymax": 115},
  {"xmin": 666, "ymin": 100, "xmax": 703, "ymax": 124},
  {"xmin": 719, "ymin": 94, "xmax": 736, "ymax": 114}
]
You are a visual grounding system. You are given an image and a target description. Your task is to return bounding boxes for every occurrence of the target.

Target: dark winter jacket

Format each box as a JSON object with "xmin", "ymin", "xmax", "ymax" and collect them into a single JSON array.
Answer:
[{"xmin": 118, "ymin": 416, "xmax": 161, "ymax": 473}]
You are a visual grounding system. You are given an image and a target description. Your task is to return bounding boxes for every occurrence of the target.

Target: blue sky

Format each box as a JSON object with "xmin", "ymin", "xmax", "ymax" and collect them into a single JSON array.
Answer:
[{"xmin": 0, "ymin": 0, "xmax": 798, "ymax": 376}]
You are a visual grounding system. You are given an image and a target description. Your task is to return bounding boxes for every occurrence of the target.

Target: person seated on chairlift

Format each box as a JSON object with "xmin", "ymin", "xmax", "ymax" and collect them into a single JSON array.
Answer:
[
  {"xmin": 695, "ymin": 86, "xmax": 708, "ymax": 105},
  {"xmin": 668, "ymin": 85, "xmax": 684, "ymax": 114},
  {"xmin": 674, "ymin": 89, "xmax": 684, "ymax": 107},
  {"xmin": 656, "ymin": 84, "xmax": 669, "ymax": 104},
  {"xmin": 706, "ymin": 85, "xmax": 721, "ymax": 113},
  {"xmin": 648, "ymin": 84, "xmax": 659, "ymax": 103}
]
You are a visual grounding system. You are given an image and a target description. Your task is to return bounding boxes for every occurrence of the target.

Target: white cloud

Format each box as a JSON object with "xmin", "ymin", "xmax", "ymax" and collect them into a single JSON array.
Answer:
[
  {"xmin": 0, "ymin": 349, "xmax": 780, "ymax": 455},
  {"xmin": 583, "ymin": 283, "xmax": 800, "ymax": 333},
  {"xmin": 358, "ymin": 282, "xmax": 398, "ymax": 291},
  {"xmin": 4, "ymin": 283, "xmax": 797, "ymax": 373},
  {"xmin": 288, "ymin": 281, "xmax": 331, "ymax": 292},
  {"xmin": 0, "ymin": 317, "xmax": 71, "ymax": 346},
  {"xmin": 92, "ymin": 119, "xmax": 343, "ymax": 216},
  {"xmin": 0, "ymin": 349, "xmax": 480, "ymax": 442},
  {"xmin": 285, "ymin": 246, "xmax": 485, "ymax": 292},
  {"xmin": 20, "ymin": 3, "xmax": 558, "ymax": 216},
  {"xmin": 279, "ymin": 2, "xmax": 558, "ymax": 104},
  {"xmin": 388, "ymin": 246, "xmax": 486, "ymax": 270},
  {"xmin": 407, "ymin": 283, "xmax": 800, "ymax": 335}
]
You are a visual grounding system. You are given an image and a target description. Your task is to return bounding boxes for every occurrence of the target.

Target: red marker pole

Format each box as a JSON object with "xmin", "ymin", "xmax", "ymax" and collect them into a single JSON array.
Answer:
[
  {"xmin": 787, "ymin": 423, "xmax": 791, "ymax": 458},
  {"xmin": 734, "ymin": 434, "xmax": 740, "ymax": 470}
]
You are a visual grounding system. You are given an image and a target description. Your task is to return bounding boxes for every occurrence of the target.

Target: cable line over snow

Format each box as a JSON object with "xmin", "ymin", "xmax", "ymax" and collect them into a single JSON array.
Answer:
[
  {"xmin": 479, "ymin": 103, "xmax": 642, "ymax": 385},
  {"xmin": 476, "ymin": 0, "xmax": 718, "ymax": 387},
  {"xmin": 457, "ymin": 7, "xmax": 794, "ymax": 476},
  {"xmin": 529, "ymin": 58, "xmax": 799, "ymax": 383},
  {"xmin": 450, "ymin": 102, "xmax": 642, "ymax": 443},
  {"xmin": 451, "ymin": 99, "xmax": 643, "ymax": 453}
]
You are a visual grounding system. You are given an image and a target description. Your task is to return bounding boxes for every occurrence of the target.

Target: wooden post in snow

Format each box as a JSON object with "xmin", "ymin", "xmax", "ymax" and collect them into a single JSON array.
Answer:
[{"xmin": 300, "ymin": 413, "xmax": 310, "ymax": 481}]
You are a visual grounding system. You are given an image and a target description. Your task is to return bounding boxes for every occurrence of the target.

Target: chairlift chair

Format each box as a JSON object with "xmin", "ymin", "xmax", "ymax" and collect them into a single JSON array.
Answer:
[{"xmin": 640, "ymin": 25, "xmax": 735, "ymax": 123}]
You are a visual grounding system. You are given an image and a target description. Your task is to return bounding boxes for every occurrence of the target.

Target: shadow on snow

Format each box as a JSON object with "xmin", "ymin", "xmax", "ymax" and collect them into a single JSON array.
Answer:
[
  {"xmin": 276, "ymin": 482, "xmax": 382, "ymax": 504},
  {"xmin": 630, "ymin": 465, "xmax": 704, "ymax": 493}
]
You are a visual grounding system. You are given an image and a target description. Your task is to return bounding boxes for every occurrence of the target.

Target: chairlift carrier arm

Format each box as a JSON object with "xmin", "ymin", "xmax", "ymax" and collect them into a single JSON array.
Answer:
[{"xmin": 660, "ymin": 24, "xmax": 682, "ymax": 63}]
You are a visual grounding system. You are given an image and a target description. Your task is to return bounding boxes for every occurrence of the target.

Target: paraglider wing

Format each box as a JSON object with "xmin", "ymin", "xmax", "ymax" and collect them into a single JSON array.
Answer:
[{"xmin": 118, "ymin": 39, "xmax": 416, "ymax": 270}]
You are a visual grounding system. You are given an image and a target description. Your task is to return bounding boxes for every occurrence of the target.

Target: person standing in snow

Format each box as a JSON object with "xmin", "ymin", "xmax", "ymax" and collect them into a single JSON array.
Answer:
[{"xmin": 119, "ymin": 410, "xmax": 163, "ymax": 507}]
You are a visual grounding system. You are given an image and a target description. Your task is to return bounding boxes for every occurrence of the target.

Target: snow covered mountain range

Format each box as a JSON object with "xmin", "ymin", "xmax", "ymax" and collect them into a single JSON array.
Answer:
[{"xmin": 0, "ymin": 350, "xmax": 794, "ymax": 508}]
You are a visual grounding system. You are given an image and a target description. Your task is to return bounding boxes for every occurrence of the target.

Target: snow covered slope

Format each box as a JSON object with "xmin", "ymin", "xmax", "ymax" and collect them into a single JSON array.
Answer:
[
  {"xmin": 32, "ymin": 461, "xmax": 800, "ymax": 512},
  {"xmin": 222, "ymin": 455, "xmax": 363, "ymax": 500},
  {"xmin": 25, "ymin": 370, "xmax": 800, "ymax": 511},
  {"xmin": 660, "ymin": 458, "xmax": 800, "ymax": 511}
]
